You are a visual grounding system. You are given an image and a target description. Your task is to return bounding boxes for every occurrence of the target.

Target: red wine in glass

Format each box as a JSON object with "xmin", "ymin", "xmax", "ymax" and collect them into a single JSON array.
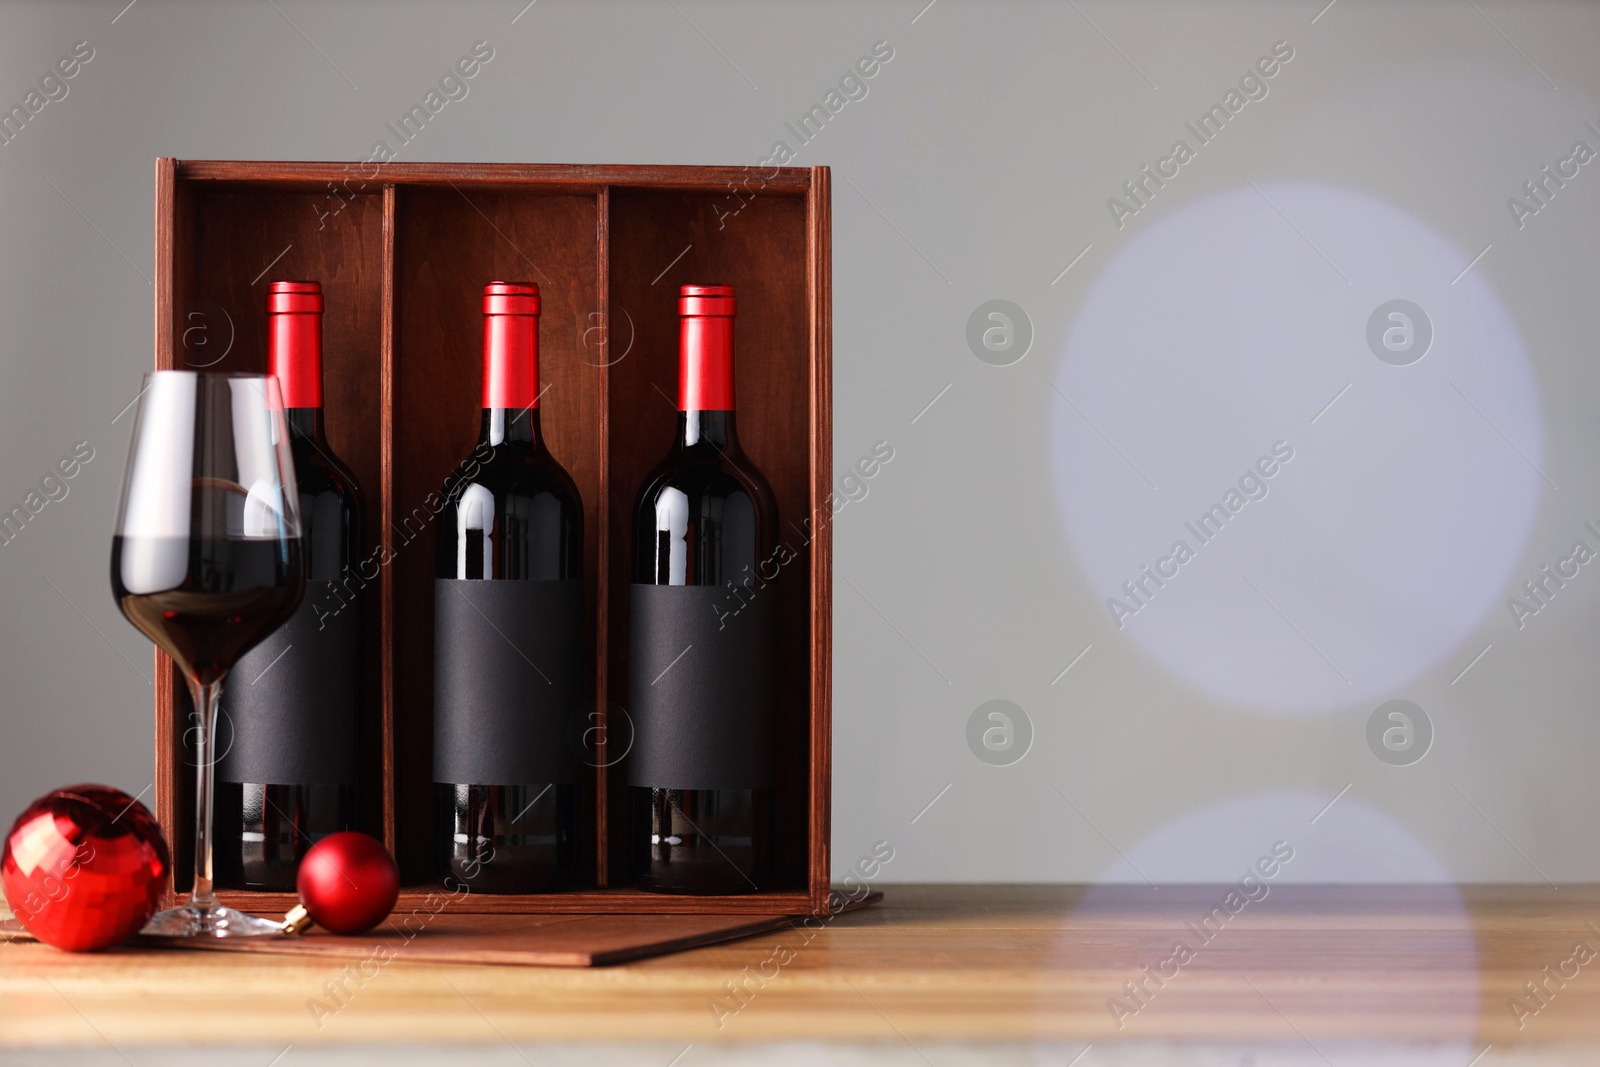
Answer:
[
  {"xmin": 112, "ymin": 536, "xmax": 302, "ymax": 686},
  {"xmin": 110, "ymin": 371, "xmax": 305, "ymax": 937}
]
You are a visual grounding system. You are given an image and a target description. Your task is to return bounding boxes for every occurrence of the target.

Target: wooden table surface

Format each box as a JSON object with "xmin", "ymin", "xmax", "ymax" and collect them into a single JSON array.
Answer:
[{"xmin": 3, "ymin": 884, "xmax": 1600, "ymax": 1054}]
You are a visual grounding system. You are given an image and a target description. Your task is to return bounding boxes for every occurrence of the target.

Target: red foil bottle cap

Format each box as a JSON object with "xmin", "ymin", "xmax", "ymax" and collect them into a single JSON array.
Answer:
[
  {"xmin": 483, "ymin": 281, "xmax": 540, "ymax": 317},
  {"xmin": 482, "ymin": 281, "xmax": 540, "ymax": 409},
  {"xmin": 679, "ymin": 283, "xmax": 735, "ymax": 411},
  {"xmin": 266, "ymin": 280, "xmax": 323, "ymax": 408},
  {"xmin": 678, "ymin": 284, "xmax": 735, "ymax": 318}
]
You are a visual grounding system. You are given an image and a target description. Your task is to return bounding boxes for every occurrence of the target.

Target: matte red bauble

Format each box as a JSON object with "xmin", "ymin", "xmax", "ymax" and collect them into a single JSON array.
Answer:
[
  {"xmin": 295, "ymin": 831, "xmax": 398, "ymax": 935},
  {"xmin": 2, "ymin": 785, "xmax": 170, "ymax": 952}
]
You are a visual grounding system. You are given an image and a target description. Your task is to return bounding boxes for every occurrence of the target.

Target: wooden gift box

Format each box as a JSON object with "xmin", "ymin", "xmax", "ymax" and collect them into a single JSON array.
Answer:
[{"xmin": 152, "ymin": 159, "xmax": 832, "ymax": 916}]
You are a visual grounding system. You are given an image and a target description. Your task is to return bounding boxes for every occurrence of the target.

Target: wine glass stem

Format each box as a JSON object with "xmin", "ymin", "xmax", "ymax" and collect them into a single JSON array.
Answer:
[{"xmin": 188, "ymin": 677, "xmax": 222, "ymax": 910}]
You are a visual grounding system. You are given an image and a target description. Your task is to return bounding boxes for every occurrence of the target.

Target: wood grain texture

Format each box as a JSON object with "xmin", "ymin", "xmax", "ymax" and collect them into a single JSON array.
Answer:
[
  {"xmin": 379, "ymin": 183, "xmax": 399, "ymax": 857},
  {"xmin": 7, "ymin": 885, "xmax": 1600, "ymax": 1046},
  {"xmin": 152, "ymin": 160, "xmax": 830, "ymax": 915},
  {"xmin": 151, "ymin": 157, "xmax": 183, "ymax": 906},
  {"xmin": 593, "ymin": 184, "xmax": 613, "ymax": 886},
  {"xmin": 807, "ymin": 166, "xmax": 833, "ymax": 914},
  {"xmin": 196, "ymin": 887, "xmax": 816, "ymax": 917},
  {"xmin": 173, "ymin": 160, "xmax": 814, "ymax": 194},
  {"xmin": 145, "ymin": 913, "xmax": 797, "ymax": 968}
]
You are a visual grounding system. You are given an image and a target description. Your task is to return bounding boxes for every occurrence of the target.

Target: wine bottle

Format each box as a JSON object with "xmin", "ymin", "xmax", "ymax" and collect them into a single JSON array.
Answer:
[
  {"xmin": 215, "ymin": 281, "xmax": 364, "ymax": 891},
  {"xmin": 433, "ymin": 281, "xmax": 584, "ymax": 894},
  {"xmin": 629, "ymin": 284, "xmax": 778, "ymax": 894}
]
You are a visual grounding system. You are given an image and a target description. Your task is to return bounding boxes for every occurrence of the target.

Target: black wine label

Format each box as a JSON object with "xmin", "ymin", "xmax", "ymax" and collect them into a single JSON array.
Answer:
[
  {"xmin": 218, "ymin": 578, "xmax": 359, "ymax": 786},
  {"xmin": 627, "ymin": 584, "xmax": 776, "ymax": 790},
  {"xmin": 432, "ymin": 578, "xmax": 584, "ymax": 785}
]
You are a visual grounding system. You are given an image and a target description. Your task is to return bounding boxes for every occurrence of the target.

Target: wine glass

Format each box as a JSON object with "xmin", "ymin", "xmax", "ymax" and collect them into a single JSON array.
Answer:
[{"xmin": 110, "ymin": 372, "xmax": 305, "ymax": 937}]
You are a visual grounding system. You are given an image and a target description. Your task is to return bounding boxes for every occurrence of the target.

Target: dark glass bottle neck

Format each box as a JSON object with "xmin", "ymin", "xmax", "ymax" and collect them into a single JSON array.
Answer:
[
  {"xmin": 285, "ymin": 407, "xmax": 326, "ymax": 443},
  {"xmin": 481, "ymin": 406, "xmax": 542, "ymax": 447},
  {"xmin": 678, "ymin": 409, "xmax": 736, "ymax": 450}
]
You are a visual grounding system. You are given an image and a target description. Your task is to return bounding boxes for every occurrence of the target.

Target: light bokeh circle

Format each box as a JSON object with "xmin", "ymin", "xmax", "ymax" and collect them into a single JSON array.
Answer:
[
  {"xmin": 1052, "ymin": 183, "xmax": 1542, "ymax": 715},
  {"xmin": 1083, "ymin": 791, "xmax": 1460, "ymax": 884},
  {"xmin": 1043, "ymin": 793, "xmax": 1479, "ymax": 1054}
]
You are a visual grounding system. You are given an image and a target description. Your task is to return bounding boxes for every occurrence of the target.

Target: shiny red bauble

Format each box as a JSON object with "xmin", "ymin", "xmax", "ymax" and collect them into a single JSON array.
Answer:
[
  {"xmin": 2, "ymin": 785, "xmax": 169, "ymax": 952},
  {"xmin": 297, "ymin": 831, "xmax": 398, "ymax": 935}
]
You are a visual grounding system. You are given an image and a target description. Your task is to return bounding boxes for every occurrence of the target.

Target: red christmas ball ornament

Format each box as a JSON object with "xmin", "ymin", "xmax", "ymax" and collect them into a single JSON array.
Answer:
[
  {"xmin": 2, "ymin": 785, "xmax": 169, "ymax": 952},
  {"xmin": 288, "ymin": 831, "xmax": 398, "ymax": 935}
]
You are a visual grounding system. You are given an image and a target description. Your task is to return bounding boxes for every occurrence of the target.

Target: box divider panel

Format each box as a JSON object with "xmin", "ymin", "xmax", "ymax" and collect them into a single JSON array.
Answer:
[
  {"xmin": 380, "ymin": 182, "xmax": 399, "ymax": 857},
  {"xmin": 594, "ymin": 185, "xmax": 613, "ymax": 886}
]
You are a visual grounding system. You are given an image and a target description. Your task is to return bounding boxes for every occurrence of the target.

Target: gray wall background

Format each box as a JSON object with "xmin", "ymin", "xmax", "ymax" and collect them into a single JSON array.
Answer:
[{"xmin": 2, "ymin": 0, "xmax": 1598, "ymax": 885}]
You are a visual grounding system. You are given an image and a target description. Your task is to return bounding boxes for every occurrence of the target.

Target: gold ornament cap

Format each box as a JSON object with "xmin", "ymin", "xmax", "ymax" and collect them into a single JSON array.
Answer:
[{"xmin": 281, "ymin": 904, "xmax": 313, "ymax": 935}]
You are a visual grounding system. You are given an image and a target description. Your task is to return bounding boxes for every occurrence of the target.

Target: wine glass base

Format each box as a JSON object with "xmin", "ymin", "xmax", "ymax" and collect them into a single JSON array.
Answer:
[{"xmin": 141, "ymin": 902, "xmax": 284, "ymax": 938}]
